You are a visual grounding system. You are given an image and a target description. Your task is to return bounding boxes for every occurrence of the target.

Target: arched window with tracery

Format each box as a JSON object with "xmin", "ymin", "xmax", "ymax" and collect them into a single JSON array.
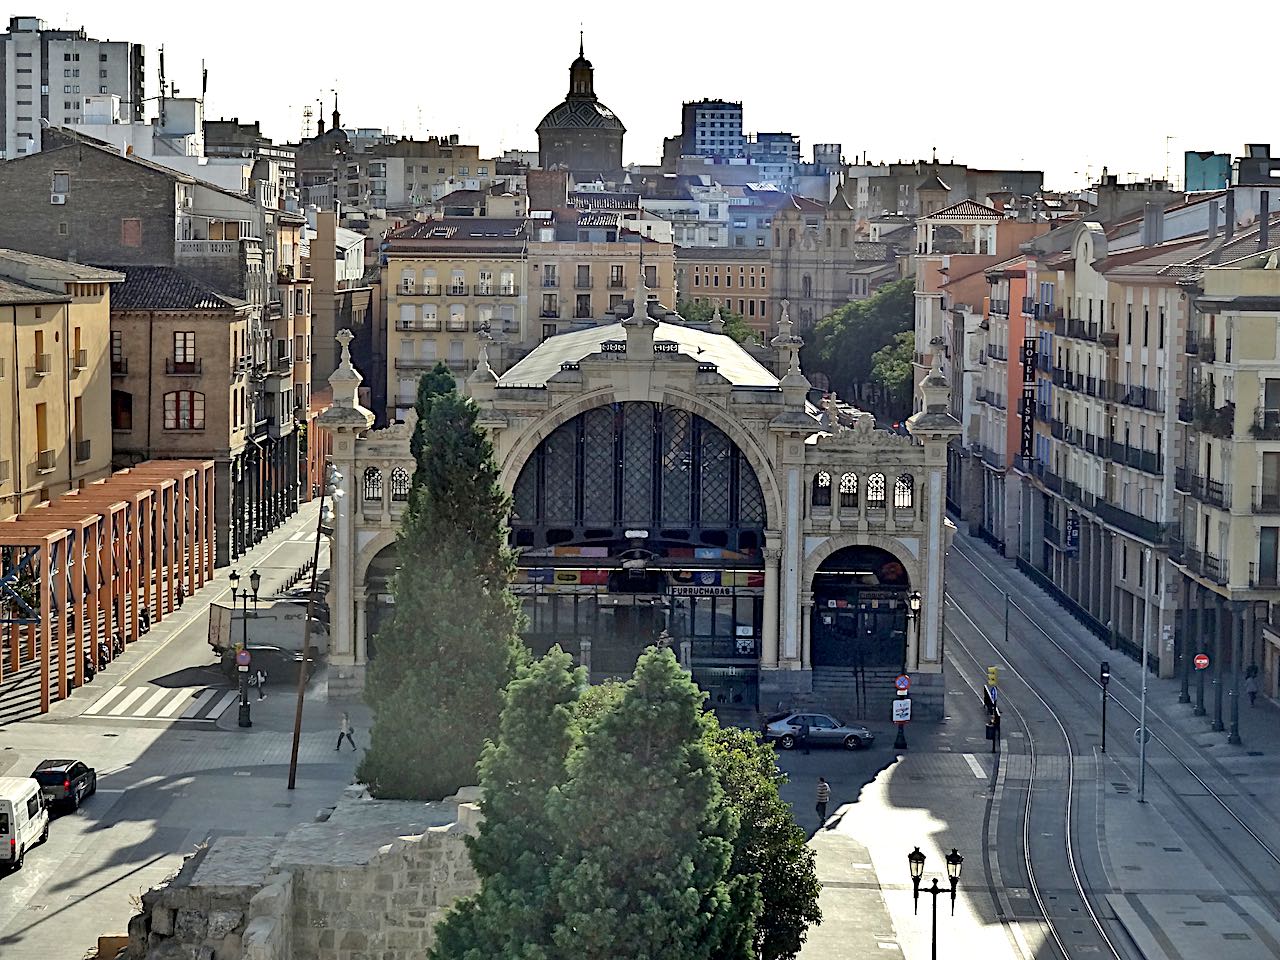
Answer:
[
  {"xmin": 867, "ymin": 472, "xmax": 886, "ymax": 507},
  {"xmin": 839, "ymin": 472, "xmax": 858, "ymax": 509},
  {"xmin": 894, "ymin": 474, "xmax": 914, "ymax": 509},
  {"xmin": 390, "ymin": 466, "xmax": 410, "ymax": 502},
  {"xmin": 812, "ymin": 471, "xmax": 832, "ymax": 508},
  {"xmin": 363, "ymin": 466, "xmax": 383, "ymax": 502}
]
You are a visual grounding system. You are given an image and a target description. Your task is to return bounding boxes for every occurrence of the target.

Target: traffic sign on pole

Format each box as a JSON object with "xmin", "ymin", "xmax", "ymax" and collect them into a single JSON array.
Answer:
[
  {"xmin": 895, "ymin": 674, "xmax": 911, "ymax": 692},
  {"xmin": 1134, "ymin": 727, "xmax": 1152, "ymax": 745},
  {"xmin": 236, "ymin": 649, "xmax": 251, "ymax": 666},
  {"xmin": 892, "ymin": 698, "xmax": 912, "ymax": 723},
  {"xmin": 1194, "ymin": 653, "xmax": 1210, "ymax": 671}
]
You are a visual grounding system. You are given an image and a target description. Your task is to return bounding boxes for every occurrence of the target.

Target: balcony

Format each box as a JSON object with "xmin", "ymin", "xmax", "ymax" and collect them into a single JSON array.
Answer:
[
  {"xmin": 1099, "ymin": 329, "xmax": 1119, "ymax": 347},
  {"xmin": 166, "ymin": 358, "xmax": 203, "ymax": 375},
  {"xmin": 609, "ymin": 278, "xmax": 626, "ymax": 289},
  {"xmin": 1021, "ymin": 296, "xmax": 1036, "ymax": 317},
  {"xmin": 1035, "ymin": 402, "xmax": 1051, "ymax": 423},
  {"xmin": 1184, "ymin": 548, "xmax": 1228, "ymax": 585},
  {"xmin": 395, "ymin": 319, "xmax": 441, "ymax": 332},
  {"xmin": 497, "ymin": 285, "xmax": 520, "ymax": 297},
  {"xmin": 111, "ymin": 358, "xmax": 128, "ymax": 376},
  {"xmin": 37, "ymin": 449, "xmax": 56, "ymax": 473},
  {"xmin": 1197, "ymin": 337, "xmax": 1216, "ymax": 361},
  {"xmin": 574, "ymin": 278, "xmax": 593, "ymax": 290},
  {"xmin": 32, "ymin": 353, "xmax": 51, "ymax": 376},
  {"xmin": 475, "ymin": 285, "xmax": 495, "ymax": 297},
  {"xmin": 1251, "ymin": 407, "xmax": 1280, "ymax": 440},
  {"xmin": 540, "ymin": 309, "xmax": 561, "ymax": 319},
  {"xmin": 175, "ymin": 239, "xmax": 237, "ymax": 258},
  {"xmin": 1185, "ymin": 337, "xmax": 1199, "ymax": 356},
  {"xmin": 395, "ymin": 357, "xmax": 443, "ymax": 371},
  {"xmin": 72, "ymin": 348, "xmax": 88, "ymax": 370},
  {"xmin": 1051, "ymin": 419, "xmax": 1065, "ymax": 440},
  {"xmin": 989, "ymin": 299, "xmax": 1009, "ymax": 316},
  {"xmin": 1093, "ymin": 498, "xmax": 1165, "ymax": 543},
  {"xmin": 446, "ymin": 284, "xmax": 469, "ymax": 297},
  {"xmin": 1249, "ymin": 563, "xmax": 1280, "ymax": 588},
  {"xmin": 444, "ymin": 319, "xmax": 468, "ymax": 332},
  {"xmin": 1177, "ymin": 398, "xmax": 1193, "ymax": 422},
  {"xmin": 1253, "ymin": 486, "xmax": 1280, "ymax": 514},
  {"xmin": 985, "ymin": 344, "xmax": 1007, "ymax": 361},
  {"xmin": 74, "ymin": 439, "xmax": 91, "ymax": 463},
  {"xmin": 1175, "ymin": 466, "xmax": 1190, "ymax": 492},
  {"xmin": 1192, "ymin": 401, "xmax": 1234, "ymax": 439},
  {"xmin": 541, "ymin": 276, "xmax": 559, "ymax": 289}
]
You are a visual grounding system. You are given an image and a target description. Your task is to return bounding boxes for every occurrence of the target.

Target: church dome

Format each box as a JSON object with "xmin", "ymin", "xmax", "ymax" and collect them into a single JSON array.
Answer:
[{"xmin": 536, "ymin": 98, "xmax": 625, "ymax": 133}]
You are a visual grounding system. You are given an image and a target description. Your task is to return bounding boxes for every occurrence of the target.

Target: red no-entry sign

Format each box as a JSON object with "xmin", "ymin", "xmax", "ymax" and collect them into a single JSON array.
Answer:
[{"xmin": 1194, "ymin": 653, "xmax": 1210, "ymax": 671}]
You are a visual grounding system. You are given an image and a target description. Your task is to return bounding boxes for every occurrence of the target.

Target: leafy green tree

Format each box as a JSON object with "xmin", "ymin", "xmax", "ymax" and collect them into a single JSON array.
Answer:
[
  {"xmin": 803, "ymin": 276, "xmax": 914, "ymax": 397},
  {"xmin": 703, "ymin": 724, "xmax": 821, "ymax": 960},
  {"xmin": 431, "ymin": 647, "xmax": 583, "ymax": 959},
  {"xmin": 678, "ymin": 300, "xmax": 760, "ymax": 345},
  {"xmin": 550, "ymin": 649, "xmax": 747, "ymax": 960},
  {"xmin": 359, "ymin": 380, "xmax": 528, "ymax": 800},
  {"xmin": 870, "ymin": 330, "xmax": 916, "ymax": 421}
]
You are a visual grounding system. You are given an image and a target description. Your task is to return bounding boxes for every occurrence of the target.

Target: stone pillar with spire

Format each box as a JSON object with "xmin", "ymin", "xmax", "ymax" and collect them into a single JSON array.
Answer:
[
  {"xmin": 623, "ymin": 267, "xmax": 657, "ymax": 356},
  {"xmin": 318, "ymin": 330, "xmax": 374, "ymax": 696}
]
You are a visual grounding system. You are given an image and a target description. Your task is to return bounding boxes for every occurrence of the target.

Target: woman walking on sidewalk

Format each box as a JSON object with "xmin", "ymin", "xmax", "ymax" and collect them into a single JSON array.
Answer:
[{"xmin": 336, "ymin": 712, "xmax": 357, "ymax": 751}]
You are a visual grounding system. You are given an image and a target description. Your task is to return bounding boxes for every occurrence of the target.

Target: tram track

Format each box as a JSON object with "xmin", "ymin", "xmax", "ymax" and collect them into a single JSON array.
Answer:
[
  {"xmin": 944, "ymin": 590, "xmax": 1125, "ymax": 960},
  {"xmin": 948, "ymin": 536, "xmax": 1280, "ymax": 923}
]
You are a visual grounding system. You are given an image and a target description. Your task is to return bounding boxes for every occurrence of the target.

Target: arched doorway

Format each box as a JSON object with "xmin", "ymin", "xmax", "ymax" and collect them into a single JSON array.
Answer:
[
  {"xmin": 510, "ymin": 400, "xmax": 767, "ymax": 698},
  {"xmin": 362, "ymin": 542, "xmax": 399, "ymax": 661},
  {"xmin": 811, "ymin": 545, "xmax": 911, "ymax": 669}
]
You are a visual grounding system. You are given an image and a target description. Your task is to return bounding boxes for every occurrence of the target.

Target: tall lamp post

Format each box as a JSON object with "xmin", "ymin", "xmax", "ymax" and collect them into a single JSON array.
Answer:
[
  {"xmin": 229, "ymin": 568, "xmax": 261, "ymax": 728},
  {"xmin": 908, "ymin": 846, "xmax": 964, "ymax": 960},
  {"xmin": 895, "ymin": 591, "xmax": 922, "ymax": 750}
]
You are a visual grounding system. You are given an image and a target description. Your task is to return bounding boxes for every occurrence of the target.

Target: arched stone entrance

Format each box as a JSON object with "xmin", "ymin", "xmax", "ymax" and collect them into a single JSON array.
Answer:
[
  {"xmin": 360, "ymin": 541, "xmax": 399, "ymax": 662},
  {"xmin": 509, "ymin": 400, "xmax": 769, "ymax": 699},
  {"xmin": 810, "ymin": 545, "xmax": 912, "ymax": 670}
]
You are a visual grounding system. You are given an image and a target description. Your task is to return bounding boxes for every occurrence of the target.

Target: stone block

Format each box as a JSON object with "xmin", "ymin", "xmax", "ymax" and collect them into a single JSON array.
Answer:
[
  {"xmin": 208, "ymin": 909, "xmax": 243, "ymax": 940},
  {"xmin": 151, "ymin": 906, "xmax": 176, "ymax": 936},
  {"xmin": 340, "ymin": 929, "xmax": 368, "ymax": 951},
  {"xmin": 216, "ymin": 932, "xmax": 243, "ymax": 957},
  {"xmin": 174, "ymin": 909, "xmax": 208, "ymax": 941}
]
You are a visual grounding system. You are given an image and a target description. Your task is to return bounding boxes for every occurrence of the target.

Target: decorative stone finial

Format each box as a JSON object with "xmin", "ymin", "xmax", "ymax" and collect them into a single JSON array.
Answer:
[
  {"xmin": 319, "ymin": 329, "xmax": 374, "ymax": 430},
  {"xmin": 624, "ymin": 266, "xmax": 654, "ymax": 327},
  {"xmin": 709, "ymin": 304, "xmax": 725, "ymax": 334},
  {"xmin": 469, "ymin": 323, "xmax": 497, "ymax": 384},
  {"xmin": 770, "ymin": 299, "xmax": 805, "ymax": 379},
  {"xmin": 821, "ymin": 393, "xmax": 844, "ymax": 434}
]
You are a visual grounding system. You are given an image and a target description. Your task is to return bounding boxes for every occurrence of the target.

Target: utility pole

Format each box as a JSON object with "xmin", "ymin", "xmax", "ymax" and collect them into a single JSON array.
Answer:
[
  {"xmin": 1004, "ymin": 592, "xmax": 1010, "ymax": 644},
  {"xmin": 1100, "ymin": 661, "xmax": 1110, "ymax": 753},
  {"xmin": 1139, "ymin": 549, "xmax": 1151, "ymax": 802}
]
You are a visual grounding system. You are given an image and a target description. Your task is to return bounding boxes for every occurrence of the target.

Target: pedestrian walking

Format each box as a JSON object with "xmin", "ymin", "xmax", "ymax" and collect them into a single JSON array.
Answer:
[
  {"xmin": 798, "ymin": 719, "xmax": 811, "ymax": 755},
  {"xmin": 336, "ymin": 712, "xmax": 357, "ymax": 751},
  {"xmin": 176, "ymin": 582, "xmax": 185, "ymax": 609},
  {"xmin": 254, "ymin": 668, "xmax": 267, "ymax": 700},
  {"xmin": 1246, "ymin": 674, "xmax": 1259, "ymax": 707},
  {"xmin": 816, "ymin": 777, "xmax": 831, "ymax": 824}
]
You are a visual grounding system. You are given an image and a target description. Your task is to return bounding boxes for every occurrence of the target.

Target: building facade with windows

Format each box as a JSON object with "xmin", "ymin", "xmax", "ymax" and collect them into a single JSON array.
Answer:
[
  {"xmin": 0, "ymin": 16, "xmax": 143, "ymax": 160},
  {"xmin": 325, "ymin": 294, "xmax": 961, "ymax": 720},
  {"xmin": 680, "ymin": 99, "xmax": 745, "ymax": 159},
  {"xmin": 675, "ymin": 247, "xmax": 772, "ymax": 334},
  {"xmin": 0, "ymin": 251, "xmax": 119, "ymax": 518}
]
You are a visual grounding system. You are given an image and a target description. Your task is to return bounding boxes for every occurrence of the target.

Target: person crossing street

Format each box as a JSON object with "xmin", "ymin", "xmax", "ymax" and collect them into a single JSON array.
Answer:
[{"xmin": 816, "ymin": 776, "xmax": 831, "ymax": 825}]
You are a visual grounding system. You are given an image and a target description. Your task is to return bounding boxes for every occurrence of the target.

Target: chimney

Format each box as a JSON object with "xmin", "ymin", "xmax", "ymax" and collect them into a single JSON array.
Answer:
[
  {"xmin": 1224, "ymin": 190, "xmax": 1236, "ymax": 243},
  {"xmin": 1261, "ymin": 190, "xmax": 1271, "ymax": 250},
  {"xmin": 1206, "ymin": 199, "xmax": 1219, "ymax": 243},
  {"xmin": 1140, "ymin": 202, "xmax": 1164, "ymax": 247}
]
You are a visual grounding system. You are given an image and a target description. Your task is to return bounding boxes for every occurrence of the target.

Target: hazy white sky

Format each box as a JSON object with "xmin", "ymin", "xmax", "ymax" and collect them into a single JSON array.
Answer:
[{"xmin": 36, "ymin": 0, "xmax": 1275, "ymax": 190}]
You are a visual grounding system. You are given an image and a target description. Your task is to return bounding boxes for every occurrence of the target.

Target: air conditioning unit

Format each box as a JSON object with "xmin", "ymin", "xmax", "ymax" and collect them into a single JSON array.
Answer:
[{"xmin": 50, "ymin": 193, "xmax": 66, "ymax": 204}]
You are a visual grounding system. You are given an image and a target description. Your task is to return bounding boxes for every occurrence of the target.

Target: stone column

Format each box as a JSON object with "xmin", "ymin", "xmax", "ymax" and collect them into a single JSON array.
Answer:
[
  {"xmin": 354, "ymin": 596, "xmax": 367, "ymax": 665},
  {"xmin": 1179, "ymin": 575, "xmax": 1192, "ymax": 703},
  {"xmin": 780, "ymin": 466, "xmax": 803, "ymax": 665},
  {"xmin": 761, "ymin": 544, "xmax": 781, "ymax": 669},
  {"xmin": 1212, "ymin": 594, "xmax": 1226, "ymax": 731},
  {"xmin": 1228, "ymin": 601, "xmax": 1245, "ymax": 744},
  {"xmin": 800, "ymin": 594, "xmax": 814, "ymax": 670},
  {"xmin": 922, "ymin": 466, "xmax": 944, "ymax": 663}
]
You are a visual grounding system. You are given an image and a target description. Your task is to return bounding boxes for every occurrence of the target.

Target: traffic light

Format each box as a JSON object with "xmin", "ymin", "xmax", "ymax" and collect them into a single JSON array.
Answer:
[
  {"xmin": 1100, "ymin": 661, "xmax": 1111, "ymax": 687},
  {"xmin": 986, "ymin": 666, "xmax": 999, "ymax": 688}
]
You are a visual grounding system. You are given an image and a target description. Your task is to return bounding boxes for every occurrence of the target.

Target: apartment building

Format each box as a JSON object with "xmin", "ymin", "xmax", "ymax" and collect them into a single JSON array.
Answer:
[
  {"xmin": 0, "ymin": 251, "xmax": 119, "ymax": 518},
  {"xmin": 0, "ymin": 15, "xmax": 143, "ymax": 160},
  {"xmin": 675, "ymin": 247, "xmax": 772, "ymax": 333},
  {"xmin": 385, "ymin": 219, "xmax": 528, "ymax": 420},
  {"xmin": 680, "ymin": 99, "xmax": 745, "ymax": 159}
]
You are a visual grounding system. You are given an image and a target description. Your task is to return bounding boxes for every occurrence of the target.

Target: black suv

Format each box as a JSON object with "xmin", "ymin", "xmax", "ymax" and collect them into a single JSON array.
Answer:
[{"xmin": 32, "ymin": 759, "xmax": 97, "ymax": 812}]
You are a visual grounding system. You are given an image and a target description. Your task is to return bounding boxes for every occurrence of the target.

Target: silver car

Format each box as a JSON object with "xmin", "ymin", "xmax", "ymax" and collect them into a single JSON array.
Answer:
[{"xmin": 762, "ymin": 712, "xmax": 875, "ymax": 750}]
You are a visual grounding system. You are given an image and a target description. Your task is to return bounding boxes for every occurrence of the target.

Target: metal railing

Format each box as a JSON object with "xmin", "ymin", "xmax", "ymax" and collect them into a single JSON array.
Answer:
[
  {"xmin": 1249, "ymin": 563, "xmax": 1279, "ymax": 588},
  {"xmin": 1185, "ymin": 548, "xmax": 1229, "ymax": 585},
  {"xmin": 111, "ymin": 358, "xmax": 128, "ymax": 376},
  {"xmin": 166, "ymin": 358, "xmax": 203, "ymax": 375},
  {"xmin": 33, "ymin": 353, "xmax": 52, "ymax": 375},
  {"xmin": 72, "ymin": 348, "xmax": 88, "ymax": 370},
  {"xmin": 1254, "ymin": 485, "xmax": 1280, "ymax": 514},
  {"xmin": 1252, "ymin": 407, "xmax": 1280, "ymax": 439},
  {"xmin": 1197, "ymin": 337, "xmax": 1216, "ymax": 361},
  {"xmin": 395, "ymin": 319, "xmax": 441, "ymax": 332},
  {"xmin": 542, "ymin": 277, "xmax": 559, "ymax": 288},
  {"xmin": 37, "ymin": 449, "xmax": 55, "ymax": 472}
]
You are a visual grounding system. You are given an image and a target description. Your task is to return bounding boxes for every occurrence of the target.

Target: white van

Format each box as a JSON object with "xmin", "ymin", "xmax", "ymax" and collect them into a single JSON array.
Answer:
[{"xmin": 0, "ymin": 777, "xmax": 50, "ymax": 871}]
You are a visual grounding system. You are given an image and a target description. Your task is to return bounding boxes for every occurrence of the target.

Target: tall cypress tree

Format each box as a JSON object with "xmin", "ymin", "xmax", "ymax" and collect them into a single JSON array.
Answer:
[
  {"xmin": 548, "ymin": 648, "xmax": 746, "ymax": 960},
  {"xmin": 430, "ymin": 646, "xmax": 582, "ymax": 960},
  {"xmin": 359, "ymin": 374, "xmax": 527, "ymax": 800},
  {"xmin": 409, "ymin": 361, "xmax": 457, "ymax": 491}
]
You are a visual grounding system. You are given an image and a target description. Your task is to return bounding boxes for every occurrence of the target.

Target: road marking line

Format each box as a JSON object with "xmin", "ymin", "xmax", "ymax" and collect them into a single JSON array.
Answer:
[
  {"xmin": 107, "ymin": 687, "xmax": 148, "ymax": 716},
  {"xmin": 136, "ymin": 688, "xmax": 171, "ymax": 715},
  {"xmin": 82, "ymin": 686, "xmax": 127, "ymax": 715},
  {"xmin": 207, "ymin": 691, "xmax": 238, "ymax": 720},
  {"xmin": 158, "ymin": 689, "xmax": 195, "ymax": 717},
  {"xmin": 179, "ymin": 689, "xmax": 217, "ymax": 719},
  {"xmin": 963, "ymin": 754, "xmax": 986, "ymax": 779}
]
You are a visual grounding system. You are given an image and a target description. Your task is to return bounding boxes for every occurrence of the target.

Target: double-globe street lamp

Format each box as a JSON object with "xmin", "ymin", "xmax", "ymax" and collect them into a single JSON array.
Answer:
[
  {"xmin": 895, "ymin": 590, "xmax": 923, "ymax": 750},
  {"xmin": 229, "ymin": 567, "xmax": 262, "ymax": 728},
  {"xmin": 908, "ymin": 846, "xmax": 964, "ymax": 960}
]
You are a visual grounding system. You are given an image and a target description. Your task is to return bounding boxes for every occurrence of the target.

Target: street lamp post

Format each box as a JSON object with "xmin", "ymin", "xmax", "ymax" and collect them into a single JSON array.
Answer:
[
  {"xmin": 230, "ymin": 569, "xmax": 261, "ymax": 729},
  {"xmin": 908, "ymin": 846, "xmax": 964, "ymax": 960},
  {"xmin": 895, "ymin": 591, "xmax": 923, "ymax": 751}
]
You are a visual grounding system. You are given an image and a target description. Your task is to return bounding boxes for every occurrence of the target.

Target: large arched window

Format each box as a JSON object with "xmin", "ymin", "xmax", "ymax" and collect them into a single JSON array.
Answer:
[
  {"xmin": 812, "ymin": 471, "xmax": 832, "ymax": 508},
  {"xmin": 390, "ymin": 466, "xmax": 411, "ymax": 502},
  {"xmin": 866, "ymin": 473, "xmax": 886, "ymax": 507},
  {"xmin": 363, "ymin": 466, "xmax": 383, "ymax": 502},
  {"xmin": 839, "ymin": 472, "xmax": 858, "ymax": 509},
  {"xmin": 163, "ymin": 390, "xmax": 204, "ymax": 430},
  {"xmin": 894, "ymin": 474, "xmax": 914, "ymax": 509},
  {"xmin": 511, "ymin": 402, "xmax": 766, "ymax": 551}
]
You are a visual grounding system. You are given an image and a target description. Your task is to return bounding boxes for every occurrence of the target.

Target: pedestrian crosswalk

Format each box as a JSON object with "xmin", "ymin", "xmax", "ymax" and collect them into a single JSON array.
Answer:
[{"xmin": 81, "ymin": 684, "xmax": 238, "ymax": 722}]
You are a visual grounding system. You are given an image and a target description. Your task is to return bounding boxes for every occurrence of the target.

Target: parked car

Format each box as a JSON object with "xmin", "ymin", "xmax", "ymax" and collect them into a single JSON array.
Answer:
[
  {"xmin": 762, "ymin": 712, "xmax": 875, "ymax": 750},
  {"xmin": 220, "ymin": 644, "xmax": 317, "ymax": 686},
  {"xmin": 0, "ymin": 777, "xmax": 49, "ymax": 870},
  {"xmin": 31, "ymin": 759, "xmax": 97, "ymax": 812}
]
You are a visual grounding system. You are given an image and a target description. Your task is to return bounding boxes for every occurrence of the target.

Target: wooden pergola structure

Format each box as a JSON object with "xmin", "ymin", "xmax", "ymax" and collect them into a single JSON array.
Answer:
[{"xmin": 0, "ymin": 460, "xmax": 215, "ymax": 713}]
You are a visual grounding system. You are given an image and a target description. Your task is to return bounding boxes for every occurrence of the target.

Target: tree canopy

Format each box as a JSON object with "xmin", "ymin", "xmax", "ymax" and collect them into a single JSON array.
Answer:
[
  {"xmin": 678, "ymin": 300, "xmax": 760, "ymax": 345},
  {"xmin": 869, "ymin": 330, "xmax": 916, "ymax": 421},
  {"xmin": 359, "ymin": 372, "xmax": 527, "ymax": 800},
  {"xmin": 802, "ymin": 276, "xmax": 914, "ymax": 398}
]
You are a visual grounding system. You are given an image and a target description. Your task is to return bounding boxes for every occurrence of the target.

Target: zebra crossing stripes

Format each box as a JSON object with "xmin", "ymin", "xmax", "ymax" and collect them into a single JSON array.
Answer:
[{"xmin": 81, "ymin": 684, "xmax": 238, "ymax": 722}]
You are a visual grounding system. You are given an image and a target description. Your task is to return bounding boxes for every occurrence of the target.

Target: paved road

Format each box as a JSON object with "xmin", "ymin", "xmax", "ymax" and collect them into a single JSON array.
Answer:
[{"xmin": 0, "ymin": 504, "xmax": 373, "ymax": 960}]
